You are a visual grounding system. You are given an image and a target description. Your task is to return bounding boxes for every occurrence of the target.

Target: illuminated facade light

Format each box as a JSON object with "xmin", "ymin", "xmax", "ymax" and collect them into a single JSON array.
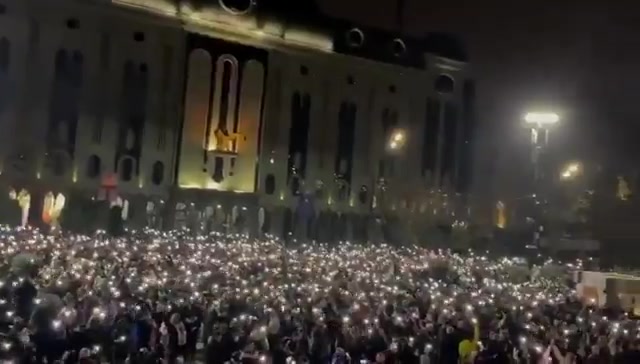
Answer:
[
  {"xmin": 387, "ymin": 129, "xmax": 407, "ymax": 151},
  {"xmin": 524, "ymin": 112, "xmax": 559, "ymax": 125},
  {"xmin": 560, "ymin": 162, "xmax": 581, "ymax": 180}
]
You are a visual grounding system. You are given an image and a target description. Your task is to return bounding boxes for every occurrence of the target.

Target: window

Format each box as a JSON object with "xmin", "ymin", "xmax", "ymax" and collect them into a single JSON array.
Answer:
[
  {"xmin": 290, "ymin": 176, "xmax": 301, "ymax": 196},
  {"xmin": 358, "ymin": 185, "xmax": 369, "ymax": 204},
  {"xmin": 119, "ymin": 157, "xmax": 134, "ymax": 181},
  {"xmin": 86, "ymin": 155, "xmax": 101, "ymax": 179},
  {"xmin": 66, "ymin": 18, "xmax": 79, "ymax": 29},
  {"xmin": 118, "ymin": 60, "xmax": 148, "ymax": 172},
  {"xmin": 220, "ymin": 0, "xmax": 254, "ymax": 14},
  {"xmin": 48, "ymin": 48, "xmax": 83, "ymax": 154},
  {"xmin": 158, "ymin": 45, "xmax": 172, "ymax": 151},
  {"xmin": 99, "ymin": 33, "xmax": 110, "ymax": 70},
  {"xmin": 335, "ymin": 101, "xmax": 357, "ymax": 186},
  {"xmin": 346, "ymin": 28, "xmax": 364, "ymax": 48},
  {"xmin": 0, "ymin": 37, "xmax": 10, "ymax": 114},
  {"xmin": 218, "ymin": 60, "xmax": 233, "ymax": 132},
  {"xmin": 229, "ymin": 157, "xmax": 235, "ymax": 176},
  {"xmin": 337, "ymin": 181, "xmax": 349, "ymax": 201},
  {"xmin": 52, "ymin": 153, "xmax": 67, "ymax": 177},
  {"xmin": 315, "ymin": 180, "xmax": 324, "ymax": 199},
  {"xmin": 212, "ymin": 157, "xmax": 224, "ymax": 183},
  {"xmin": 133, "ymin": 32, "xmax": 145, "ymax": 42},
  {"xmin": 27, "ymin": 20, "xmax": 39, "ymax": 52},
  {"xmin": 0, "ymin": 37, "xmax": 9, "ymax": 71},
  {"xmin": 151, "ymin": 161, "xmax": 164, "ymax": 185},
  {"xmin": 287, "ymin": 92, "xmax": 311, "ymax": 182},
  {"xmin": 441, "ymin": 101, "xmax": 458, "ymax": 184},
  {"xmin": 421, "ymin": 98, "xmax": 440, "ymax": 177},
  {"xmin": 265, "ymin": 174, "xmax": 275, "ymax": 195},
  {"xmin": 391, "ymin": 39, "xmax": 406, "ymax": 57},
  {"xmin": 92, "ymin": 115, "xmax": 103, "ymax": 144},
  {"xmin": 435, "ymin": 75, "xmax": 454, "ymax": 94}
]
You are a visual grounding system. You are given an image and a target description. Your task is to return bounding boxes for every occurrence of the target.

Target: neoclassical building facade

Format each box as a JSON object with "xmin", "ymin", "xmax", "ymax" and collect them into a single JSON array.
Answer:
[{"xmin": 0, "ymin": 0, "xmax": 475, "ymax": 242}]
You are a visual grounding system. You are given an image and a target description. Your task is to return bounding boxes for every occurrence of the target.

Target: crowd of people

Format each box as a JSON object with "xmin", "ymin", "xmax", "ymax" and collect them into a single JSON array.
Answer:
[{"xmin": 0, "ymin": 226, "xmax": 637, "ymax": 363}]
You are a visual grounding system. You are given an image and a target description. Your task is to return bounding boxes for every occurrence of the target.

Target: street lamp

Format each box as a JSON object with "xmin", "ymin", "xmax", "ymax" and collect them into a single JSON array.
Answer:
[
  {"xmin": 524, "ymin": 112, "xmax": 559, "ymax": 126},
  {"xmin": 523, "ymin": 111, "xmax": 559, "ymax": 248},
  {"xmin": 560, "ymin": 162, "xmax": 581, "ymax": 181},
  {"xmin": 374, "ymin": 128, "xmax": 407, "ymax": 211},
  {"xmin": 524, "ymin": 112, "xmax": 559, "ymax": 182},
  {"xmin": 387, "ymin": 129, "xmax": 406, "ymax": 152}
]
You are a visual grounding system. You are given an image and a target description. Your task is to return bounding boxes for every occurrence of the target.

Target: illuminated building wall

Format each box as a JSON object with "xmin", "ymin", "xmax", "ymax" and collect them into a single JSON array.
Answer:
[
  {"xmin": 178, "ymin": 35, "xmax": 266, "ymax": 193},
  {"xmin": 0, "ymin": 0, "xmax": 474, "ymax": 238},
  {"xmin": 0, "ymin": 0, "xmax": 183, "ymax": 198}
]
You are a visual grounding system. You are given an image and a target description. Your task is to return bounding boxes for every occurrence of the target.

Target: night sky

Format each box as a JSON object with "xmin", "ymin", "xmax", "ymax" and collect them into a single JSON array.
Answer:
[{"xmin": 319, "ymin": 0, "xmax": 640, "ymax": 200}]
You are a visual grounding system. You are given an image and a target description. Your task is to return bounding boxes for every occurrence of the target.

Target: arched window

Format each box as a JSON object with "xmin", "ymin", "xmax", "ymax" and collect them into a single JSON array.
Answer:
[
  {"xmin": 358, "ymin": 185, "xmax": 369, "ymax": 205},
  {"xmin": 315, "ymin": 180, "xmax": 324, "ymax": 199},
  {"xmin": 212, "ymin": 157, "xmax": 224, "ymax": 183},
  {"xmin": 265, "ymin": 174, "xmax": 275, "ymax": 195},
  {"xmin": 0, "ymin": 37, "xmax": 10, "ymax": 114},
  {"xmin": 0, "ymin": 37, "xmax": 9, "ymax": 72},
  {"xmin": 51, "ymin": 152, "xmax": 67, "ymax": 177},
  {"xmin": 335, "ymin": 101, "xmax": 357, "ymax": 185},
  {"xmin": 290, "ymin": 176, "xmax": 301, "ymax": 196},
  {"xmin": 218, "ymin": 59, "xmax": 234, "ymax": 132},
  {"xmin": 287, "ymin": 92, "xmax": 311, "ymax": 181},
  {"xmin": 337, "ymin": 180, "xmax": 349, "ymax": 201},
  {"xmin": 151, "ymin": 161, "xmax": 164, "ymax": 185},
  {"xmin": 435, "ymin": 74, "xmax": 454, "ymax": 94},
  {"xmin": 86, "ymin": 155, "xmax": 101, "ymax": 179},
  {"xmin": 119, "ymin": 157, "xmax": 134, "ymax": 181}
]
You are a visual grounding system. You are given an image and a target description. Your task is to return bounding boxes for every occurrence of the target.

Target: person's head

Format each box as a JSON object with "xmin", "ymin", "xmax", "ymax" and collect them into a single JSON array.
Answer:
[
  {"xmin": 78, "ymin": 347, "xmax": 91, "ymax": 359},
  {"xmin": 170, "ymin": 312, "xmax": 181, "ymax": 325}
]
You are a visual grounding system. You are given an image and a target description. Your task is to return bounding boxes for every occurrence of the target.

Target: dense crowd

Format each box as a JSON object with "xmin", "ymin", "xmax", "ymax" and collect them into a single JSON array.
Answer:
[{"xmin": 0, "ymin": 226, "xmax": 637, "ymax": 363}]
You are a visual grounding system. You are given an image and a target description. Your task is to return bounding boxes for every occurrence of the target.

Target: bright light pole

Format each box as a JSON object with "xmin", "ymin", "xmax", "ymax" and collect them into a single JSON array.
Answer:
[
  {"xmin": 374, "ymin": 128, "xmax": 407, "ymax": 213},
  {"xmin": 524, "ymin": 111, "xmax": 559, "ymax": 248},
  {"xmin": 560, "ymin": 162, "xmax": 581, "ymax": 181},
  {"xmin": 524, "ymin": 112, "xmax": 559, "ymax": 182},
  {"xmin": 387, "ymin": 129, "xmax": 407, "ymax": 152}
]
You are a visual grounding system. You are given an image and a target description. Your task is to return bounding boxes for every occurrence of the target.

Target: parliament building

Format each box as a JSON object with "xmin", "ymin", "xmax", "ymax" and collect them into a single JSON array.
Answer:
[{"xmin": 0, "ymin": 0, "xmax": 475, "ymax": 242}]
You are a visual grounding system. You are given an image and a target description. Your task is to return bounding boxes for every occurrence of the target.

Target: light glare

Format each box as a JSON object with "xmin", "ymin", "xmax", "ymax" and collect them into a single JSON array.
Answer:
[{"xmin": 524, "ymin": 112, "xmax": 559, "ymax": 125}]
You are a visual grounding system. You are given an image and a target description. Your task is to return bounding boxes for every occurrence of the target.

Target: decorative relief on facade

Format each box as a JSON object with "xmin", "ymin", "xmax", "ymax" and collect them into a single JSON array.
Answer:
[{"xmin": 178, "ymin": 35, "xmax": 267, "ymax": 192}]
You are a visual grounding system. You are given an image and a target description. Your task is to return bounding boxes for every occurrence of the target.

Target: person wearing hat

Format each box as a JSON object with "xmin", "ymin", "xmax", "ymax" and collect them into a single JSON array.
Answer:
[{"xmin": 458, "ymin": 319, "xmax": 480, "ymax": 363}]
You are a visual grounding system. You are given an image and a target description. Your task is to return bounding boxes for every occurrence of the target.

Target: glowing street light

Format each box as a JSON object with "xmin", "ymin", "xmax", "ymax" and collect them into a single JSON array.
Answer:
[
  {"xmin": 524, "ymin": 112, "xmax": 559, "ymax": 126},
  {"xmin": 388, "ymin": 129, "xmax": 406, "ymax": 151},
  {"xmin": 560, "ymin": 162, "xmax": 581, "ymax": 181},
  {"xmin": 523, "ymin": 110, "xmax": 559, "ymax": 248},
  {"xmin": 524, "ymin": 111, "xmax": 559, "ymax": 182}
]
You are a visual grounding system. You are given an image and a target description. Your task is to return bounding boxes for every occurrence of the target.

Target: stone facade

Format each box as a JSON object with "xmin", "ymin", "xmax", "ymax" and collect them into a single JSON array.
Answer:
[{"xmin": 0, "ymin": 0, "xmax": 474, "ymax": 243}]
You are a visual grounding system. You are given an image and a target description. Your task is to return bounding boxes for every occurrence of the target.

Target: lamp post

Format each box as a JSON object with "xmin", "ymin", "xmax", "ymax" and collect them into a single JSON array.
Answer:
[
  {"xmin": 373, "ymin": 128, "xmax": 407, "ymax": 210},
  {"xmin": 560, "ymin": 162, "xmax": 581, "ymax": 181},
  {"xmin": 524, "ymin": 112, "xmax": 559, "ymax": 247},
  {"xmin": 524, "ymin": 112, "xmax": 559, "ymax": 183}
]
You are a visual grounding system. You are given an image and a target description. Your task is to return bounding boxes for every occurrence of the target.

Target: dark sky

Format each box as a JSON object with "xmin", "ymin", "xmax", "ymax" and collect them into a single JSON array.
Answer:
[{"xmin": 319, "ymin": 0, "xmax": 640, "ymax": 198}]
